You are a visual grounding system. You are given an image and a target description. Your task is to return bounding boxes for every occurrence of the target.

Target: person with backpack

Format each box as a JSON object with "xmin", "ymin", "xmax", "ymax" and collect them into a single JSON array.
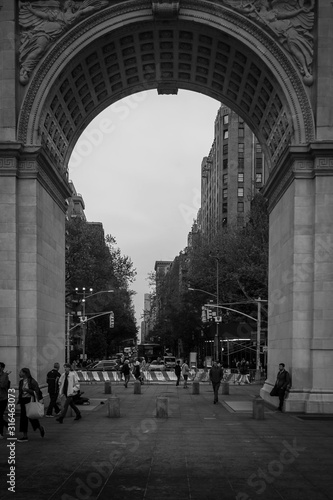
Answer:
[
  {"xmin": 0, "ymin": 362, "xmax": 10, "ymax": 439},
  {"xmin": 45, "ymin": 362, "xmax": 61, "ymax": 417}
]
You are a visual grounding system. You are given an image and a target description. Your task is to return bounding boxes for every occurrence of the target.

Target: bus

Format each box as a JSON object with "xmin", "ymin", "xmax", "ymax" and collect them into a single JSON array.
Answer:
[{"xmin": 137, "ymin": 343, "xmax": 163, "ymax": 363}]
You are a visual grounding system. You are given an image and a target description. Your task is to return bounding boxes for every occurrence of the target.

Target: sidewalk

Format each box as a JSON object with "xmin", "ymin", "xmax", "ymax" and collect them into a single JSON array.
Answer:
[{"xmin": 0, "ymin": 381, "xmax": 332, "ymax": 500}]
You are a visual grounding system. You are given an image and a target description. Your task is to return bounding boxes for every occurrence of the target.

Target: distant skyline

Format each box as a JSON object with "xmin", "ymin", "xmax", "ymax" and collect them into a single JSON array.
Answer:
[{"xmin": 69, "ymin": 89, "xmax": 221, "ymax": 331}]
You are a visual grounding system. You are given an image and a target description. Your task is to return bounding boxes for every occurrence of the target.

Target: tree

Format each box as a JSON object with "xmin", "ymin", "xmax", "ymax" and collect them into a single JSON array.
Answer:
[
  {"xmin": 66, "ymin": 218, "xmax": 138, "ymax": 358},
  {"xmin": 151, "ymin": 193, "xmax": 269, "ymax": 358}
]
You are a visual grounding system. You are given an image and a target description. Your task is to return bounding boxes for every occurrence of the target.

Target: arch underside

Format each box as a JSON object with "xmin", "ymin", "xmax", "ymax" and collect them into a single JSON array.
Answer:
[{"xmin": 19, "ymin": 10, "xmax": 314, "ymax": 176}]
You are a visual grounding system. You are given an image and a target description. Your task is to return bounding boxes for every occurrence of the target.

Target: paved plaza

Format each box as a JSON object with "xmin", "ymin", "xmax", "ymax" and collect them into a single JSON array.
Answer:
[{"xmin": 0, "ymin": 381, "xmax": 333, "ymax": 500}]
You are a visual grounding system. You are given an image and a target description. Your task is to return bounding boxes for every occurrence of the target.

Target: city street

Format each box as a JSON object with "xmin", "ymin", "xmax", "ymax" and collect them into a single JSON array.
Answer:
[{"xmin": 0, "ymin": 381, "xmax": 332, "ymax": 500}]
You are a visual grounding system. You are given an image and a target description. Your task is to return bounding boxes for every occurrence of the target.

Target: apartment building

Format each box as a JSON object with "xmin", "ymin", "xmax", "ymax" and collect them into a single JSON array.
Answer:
[{"xmin": 200, "ymin": 104, "xmax": 269, "ymax": 240}]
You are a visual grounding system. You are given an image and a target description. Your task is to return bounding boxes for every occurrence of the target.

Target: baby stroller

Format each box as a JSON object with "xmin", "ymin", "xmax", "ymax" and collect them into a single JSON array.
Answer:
[{"xmin": 72, "ymin": 390, "xmax": 90, "ymax": 405}]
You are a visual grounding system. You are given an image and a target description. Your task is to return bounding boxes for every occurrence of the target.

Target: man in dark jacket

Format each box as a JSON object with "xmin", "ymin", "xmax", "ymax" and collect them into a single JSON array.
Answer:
[
  {"xmin": 276, "ymin": 363, "xmax": 291, "ymax": 411},
  {"xmin": 209, "ymin": 361, "xmax": 224, "ymax": 404},
  {"xmin": 175, "ymin": 360, "xmax": 181, "ymax": 386},
  {"xmin": 121, "ymin": 360, "xmax": 131, "ymax": 388},
  {"xmin": 46, "ymin": 362, "xmax": 61, "ymax": 417}
]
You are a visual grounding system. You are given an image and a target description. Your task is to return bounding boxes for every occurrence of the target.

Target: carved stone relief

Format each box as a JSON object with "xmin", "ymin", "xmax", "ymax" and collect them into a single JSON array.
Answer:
[
  {"xmin": 221, "ymin": 0, "xmax": 315, "ymax": 86},
  {"xmin": 19, "ymin": 0, "xmax": 109, "ymax": 85}
]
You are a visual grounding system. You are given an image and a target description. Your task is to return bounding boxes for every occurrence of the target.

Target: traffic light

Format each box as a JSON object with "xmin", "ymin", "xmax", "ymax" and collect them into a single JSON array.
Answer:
[
  {"xmin": 206, "ymin": 308, "xmax": 213, "ymax": 321},
  {"xmin": 201, "ymin": 306, "xmax": 207, "ymax": 322},
  {"xmin": 109, "ymin": 311, "xmax": 114, "ymax": 328}
]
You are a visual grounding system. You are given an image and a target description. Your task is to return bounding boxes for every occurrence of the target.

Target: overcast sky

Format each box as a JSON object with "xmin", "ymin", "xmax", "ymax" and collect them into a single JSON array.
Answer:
[{"xmin": 69, "ymin": 89, "xmax": 220, "ymax": 331}]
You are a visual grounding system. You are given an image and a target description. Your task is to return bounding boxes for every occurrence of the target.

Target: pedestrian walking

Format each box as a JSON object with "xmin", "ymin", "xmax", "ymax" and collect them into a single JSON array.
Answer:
[
  {"xmin": 182, "ymin": 360, "xmax": 190, "ymax": 388},
  {"xmin": 0, "ymin": 362, "xmax": 10, "ymax": 438},
  {"xmin": 209, "ymin": 361, "xmax": 224, "ymax": 404},
  {"xmin": 234, "ymin": 360, "xmax": 242, "ymax": 384},
  {"xmin": 270, "ymin": 363, "xmax": 292, "ymax": 412},
  {"xmin": 121, "ymin": 360, "xmax": 131, "ymax": 388},
  {"xmin": 17, "ymin": 368, "xmax": 45, "ymax": 442},
  {"xmin": 175, "ymin": 360, "xmax": 181, "ymax": 386},
  {"xmin": 56, "ymin": 363, "xmax": 81, "ymax": 423},
  {"xmin": 45, "ymin": 362, "xmax": 61, "ymax": 417}
]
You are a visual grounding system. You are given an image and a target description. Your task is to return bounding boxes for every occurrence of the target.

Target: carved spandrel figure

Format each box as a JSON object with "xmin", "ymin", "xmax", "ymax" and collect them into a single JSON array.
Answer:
[
  {"xmin": 19, "ymin": 0, "xmax": 109, "ymax": 85},
  {"xmin": 223, "ymin": 0, "xmax": 315, "ymax": 86}
]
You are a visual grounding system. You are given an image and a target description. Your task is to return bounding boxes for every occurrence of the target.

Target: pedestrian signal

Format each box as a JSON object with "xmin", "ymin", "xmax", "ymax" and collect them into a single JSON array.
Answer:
[{"xmin": 109, "ymin": 311, "xmax": 114, "ymax": 328}]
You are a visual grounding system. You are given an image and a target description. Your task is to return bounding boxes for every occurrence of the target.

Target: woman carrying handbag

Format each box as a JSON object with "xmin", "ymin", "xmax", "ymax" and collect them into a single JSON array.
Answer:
[{"xmin": 17, "ymin": 368, "xmax": 45, "ymax": 442}]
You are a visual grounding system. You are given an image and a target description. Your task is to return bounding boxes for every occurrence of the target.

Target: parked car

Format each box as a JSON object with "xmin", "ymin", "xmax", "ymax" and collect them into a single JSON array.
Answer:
[
  {"xmin": 89, "ymin": 360, "xmax": 119, "ymax": 371},
  {"xmin": 148, "ymin": 360, "xmax": 166, "ymax": 371}
]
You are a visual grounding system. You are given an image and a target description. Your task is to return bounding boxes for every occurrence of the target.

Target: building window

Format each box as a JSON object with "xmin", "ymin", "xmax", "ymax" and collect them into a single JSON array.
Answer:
[
  {"xmin": 223, "ymin": 173, "xmax": 228, "ymax": 184},
  {"xmin": 256, "ymin": 143, "xmax": 262, "ymax": 153},
  {"xmin": 223, "ymin": 159, "xmax": 228, "ymax": 170},
  {"xmin": 222, "ymin": 202, "xmax": 228, "ymax": 213},
  {"xmin": 238, "ymin": 127, "xmax": 244, "ymax": 138},
  {"xmin": 238, "ymin": 158, "xmax": 244, "ymax": 169},
  {"xmin": 223, "ymin": 114, "xmax": 229, "ymax": 125},
  {"xmin": 223, "ymin": 188, "xmax": 228, "ymax": 198},
  {"xmin": 237, "ymin": 201, "xmax": 244, "ymax": 212},
  {"xmin": 238, "ymin": 187, "xmax": 244, "ymax": 197},
  {"xmin": 223, "ymin": 129, "xmax": 229, "ymax": 140},
  {"xmin": 223, "ymin": 144, "xmax": 228, "ymax": 155},
  {"xmin": 256, "ymin": 157, "xmax": 263, "ymax": 167},
  {"xmin": 238, "ymin": 143, "xmax": 244, "ymax": 154},
  {"xmin": 238, "ymin": 173, "xmax": 244, "ymax": 183},
  {"xmin": 256, "ymin": 173, "xmax": 262, "ymax": 183}
]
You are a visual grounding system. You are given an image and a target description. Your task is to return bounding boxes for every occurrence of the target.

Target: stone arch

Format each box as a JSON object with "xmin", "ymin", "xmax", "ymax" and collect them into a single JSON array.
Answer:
[
  {"xmin": 3, "ymin": 1, "xmax": 333, "ymax": 413},
  {"xmin": 17, "ymin": 1, "xmax": 314, "ymax": 174}
]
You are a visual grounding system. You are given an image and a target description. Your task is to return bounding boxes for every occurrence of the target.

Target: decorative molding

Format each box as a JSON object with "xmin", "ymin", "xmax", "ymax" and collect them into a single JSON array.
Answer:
[
  {"xmin": 315, "ymin": 158, "xmax": 333, "ymax": 170},
  {"xmin": 152, "ymin": 1, "xmax": 180, "ymax": 19},
  {"xmin": 17, "ymin": 146, "xmax": 71, "ymax": 212},
  {"xmin": 0, "ymin": 158, "xmax": 17, "ymax": 169},
  {"xmin": 293, "ymin": 160, "xmax": 313, "ymax": 171},
  {"xmin": 264, "ymin": 144, "xmax": 333, "ymax": 212}
]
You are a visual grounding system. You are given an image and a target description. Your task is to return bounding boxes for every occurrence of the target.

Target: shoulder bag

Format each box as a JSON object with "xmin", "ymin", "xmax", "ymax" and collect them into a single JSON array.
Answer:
[{"xmin": 25, "ymin": 391, "xmax": 44, "ymax": 419}]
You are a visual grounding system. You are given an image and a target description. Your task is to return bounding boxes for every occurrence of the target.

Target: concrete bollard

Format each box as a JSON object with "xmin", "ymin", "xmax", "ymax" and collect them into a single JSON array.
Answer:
[
  {"xmin": 107, "ymin": 396, "xmax": 120, "ymax": 418},
  {"xmin": 134, "ymin": 380, "xmax": 141, "ymax": 394},
  {"xmin": 104, "ymin": 381, "xmax": 112, "ymax": 394},
  {"xmin": 192, "ymin": 380, "xmax": 200, "ymax": 394},
  {"xmin": 221, "ymin": 382, "xmax": 229, "ymax": 395},
  {"xmin": 253, "ymin": 396, "xmax": 265, "ymax": 420},
  {"xmin": 156, "ymin": 397, "xmax": 168, "ymax": 418}
]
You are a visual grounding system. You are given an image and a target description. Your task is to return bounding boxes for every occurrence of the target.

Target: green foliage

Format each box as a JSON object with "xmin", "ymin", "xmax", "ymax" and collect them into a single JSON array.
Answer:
[
  {"xmin": 152, "ymin": 193, "xmax": 269, "ymax": 352},
  {"xmin": 66, "ymin": 218, "xmax": 138, "ymax": 359}
]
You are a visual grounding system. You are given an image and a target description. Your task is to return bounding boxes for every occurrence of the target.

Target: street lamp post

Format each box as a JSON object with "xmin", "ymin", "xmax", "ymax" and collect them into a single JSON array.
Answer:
[{"xmin": 74, "ymin": 288, "xmax": 114, "ymax": 362}]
